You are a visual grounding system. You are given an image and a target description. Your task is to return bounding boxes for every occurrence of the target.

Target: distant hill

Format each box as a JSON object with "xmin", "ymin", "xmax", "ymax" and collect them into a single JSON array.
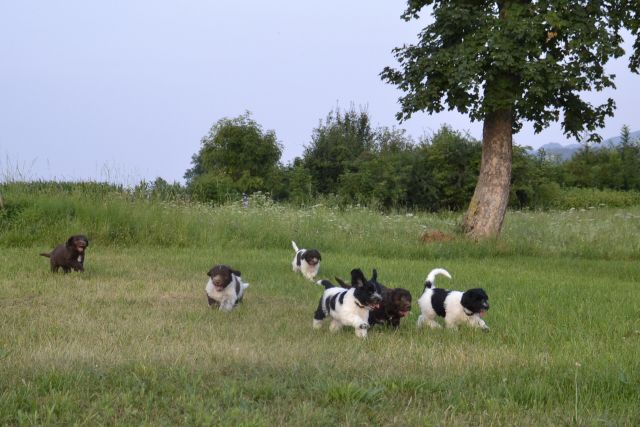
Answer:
[
  {"xmin": 533, "ymin": 130, "xmax": 640, "ymax": 161},
  {"xmin": 601, "ymin": 130, "xmax": 640, "ymax": 147}
]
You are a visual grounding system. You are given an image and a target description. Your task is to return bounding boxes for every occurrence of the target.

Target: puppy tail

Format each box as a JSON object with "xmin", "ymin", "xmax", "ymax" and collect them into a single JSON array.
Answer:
[
  {"xmin": 39, "ymin": 252, "xmax": 51, "ymax": 258},
  {"xmin": 291, "ymin": 241, "xmax": 299, "ymax": 252},
  {"xmin": 424, "ymin": 268, "xmax": 451, "ymax": 289},
  {"xmin": 335, "ymin": 277, "xmax": 351, "ymax": 288},
  {"xmin": 316, "ymin": 279, "xmax": 335, "ymax": 290}
]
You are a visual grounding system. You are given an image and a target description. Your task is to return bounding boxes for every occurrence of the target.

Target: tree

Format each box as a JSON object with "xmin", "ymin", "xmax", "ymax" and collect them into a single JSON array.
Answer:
[
  {"xmin": 618, "ymin": 125, "xmax": 640, "ymax": 190},
  {"xmin": 185, "ymin": 112, "xmax": 282, "ymax": 201},
  {"xmin": 302, "ymin": 107, "xmax": 376, "ymax": 195},
  {"xmin": 408, "ymin": 126, "xmax": 482, "ymax": 211},
  {"xmin": 336, "ymin": 127, "xmax": 415, "ymax": 208},
  {"xmin": 382, "ymin": 1, "xmax": 639, "ymax": 238}
]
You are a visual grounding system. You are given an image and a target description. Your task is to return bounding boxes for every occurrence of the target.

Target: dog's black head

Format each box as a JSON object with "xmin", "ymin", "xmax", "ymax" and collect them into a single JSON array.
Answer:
[
  {"xmin": 66, "ymin": 235, "xmax": 89, "ymax": 254},
  {"xmin": 207, "ymin": 265, "xmax": 241, "ymax": 292},
  {"xmin": 303, "ymin": 249, "xmax": 321, "ymax": 266},
  {"xmin": 461, "ymin": 288, "xmax": 489, "ymax": 316},
  {"xmin": 350, "ymin": 268, "xmax": 383, "ymax": 309}
]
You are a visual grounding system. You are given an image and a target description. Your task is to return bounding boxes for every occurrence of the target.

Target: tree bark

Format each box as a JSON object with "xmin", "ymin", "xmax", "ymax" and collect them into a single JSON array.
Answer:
[{"xmin": 461, "ymin": 108, "xmax": 513, "ymax": 239}]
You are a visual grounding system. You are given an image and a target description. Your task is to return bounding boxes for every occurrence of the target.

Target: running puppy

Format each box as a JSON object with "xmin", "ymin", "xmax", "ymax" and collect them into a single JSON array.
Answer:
[
  {"xmin": 40, "ymin": 235, "xmax": 89, "ymax": 273},
  {"xmin": 313, "ymin": 269, "xmax": 382, "ymax": 338},
  {"xmin": 417, "ymin": 268, "xmax": 490, "ymax": 331},
  {"xmin": 291, "ymin": 241, "xmax": 321, "ymax": 281},
  {"xmin": 338, "ymin": 271, "xmax": 412, "ymax": 328},
  {"xmin": 205, "ymin": 264, "xmax": 249, "ymax": 312}
]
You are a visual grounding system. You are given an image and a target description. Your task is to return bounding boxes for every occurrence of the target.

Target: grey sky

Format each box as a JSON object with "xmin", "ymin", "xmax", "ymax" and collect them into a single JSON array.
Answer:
[{"xmin": 1, "ymin": 1, "xmax": 638, "ymax": 184}]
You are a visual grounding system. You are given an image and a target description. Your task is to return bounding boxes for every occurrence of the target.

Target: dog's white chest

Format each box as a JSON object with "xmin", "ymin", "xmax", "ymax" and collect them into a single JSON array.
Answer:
[{"xmin": 205, "ymin": 279, "xmax": 231, "ymax": 300}]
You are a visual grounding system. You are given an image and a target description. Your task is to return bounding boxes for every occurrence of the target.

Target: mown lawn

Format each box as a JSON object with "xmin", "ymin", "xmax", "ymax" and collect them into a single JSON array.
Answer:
[{"xmin": 1, "ymin": 234, "xmax": 639, "ymax": 425}]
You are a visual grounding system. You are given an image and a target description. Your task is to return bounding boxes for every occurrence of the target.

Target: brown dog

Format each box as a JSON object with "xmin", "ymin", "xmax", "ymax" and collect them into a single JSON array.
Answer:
[
  {"xmin": 337, "ymin": 270, "xmax": 412, "ymax": 328},
  {"xmin": 40, "ymin": 235, "xmax": 89, "ymax": 273},
  {"xmin": 368, "ymin": 287, "xmax": 412, "ymax": 327}
]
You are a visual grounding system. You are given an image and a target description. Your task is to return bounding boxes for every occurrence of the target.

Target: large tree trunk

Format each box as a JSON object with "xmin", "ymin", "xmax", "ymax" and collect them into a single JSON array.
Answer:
[{"xmin": 461, "ymin": 108, "xmax": 513, "ymax": 239}]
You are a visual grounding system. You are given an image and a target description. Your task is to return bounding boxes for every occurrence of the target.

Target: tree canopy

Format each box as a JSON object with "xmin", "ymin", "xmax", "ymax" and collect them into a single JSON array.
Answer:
[
  {"xmin": 185, "ymin": 112, "xmax": 282, "ymax": 200},
  {"xmin": 382, "ymin": 1, "xmax": 639, "ymax": 142},
  {"xmin": 302, "ymin": 108, "xmax": 376, "ymax": 194},
  {"xmin": 381, "ymin": 0, "xmax": 640, "ymax": 238}
]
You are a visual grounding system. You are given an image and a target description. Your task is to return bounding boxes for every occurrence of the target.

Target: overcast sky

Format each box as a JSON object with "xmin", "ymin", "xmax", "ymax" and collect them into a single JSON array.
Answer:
[{"xmin": 1, "ymin": 1, "xmax": 638, "ymax": 184}]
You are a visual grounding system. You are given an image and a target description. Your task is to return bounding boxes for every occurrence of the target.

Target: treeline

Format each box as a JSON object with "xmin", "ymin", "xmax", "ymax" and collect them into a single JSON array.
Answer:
[{"xmin": 164, "ymin": 109, "xmax": 640, "ymax": 211}]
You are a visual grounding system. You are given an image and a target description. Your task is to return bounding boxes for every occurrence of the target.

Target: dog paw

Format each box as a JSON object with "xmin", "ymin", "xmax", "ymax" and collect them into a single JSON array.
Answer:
[{"xmin": 358, "ymin": 322, "xmax": 369, "ymax": 330}]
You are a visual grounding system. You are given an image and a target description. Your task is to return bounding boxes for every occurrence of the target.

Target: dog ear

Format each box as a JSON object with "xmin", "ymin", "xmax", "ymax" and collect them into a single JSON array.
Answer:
[
  {"xmin": 371, "ymin": 269, "xmax": 378, "ymax": 282},
  {"xmin": 66, "ymin": 236, "xmax": 75, "ymax": 248},
  {"xmin": 207, "ymin": 268, "xmax": 216, "ymax": 278},
  {"xmin": 350, "ymin": 269, "xmax": 366, "ymax": 287}
]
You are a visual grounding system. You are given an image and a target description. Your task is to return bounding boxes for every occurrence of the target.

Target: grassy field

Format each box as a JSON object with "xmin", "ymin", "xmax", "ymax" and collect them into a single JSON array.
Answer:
[{"xmin": 1, "ymin": 185, "xmax": 640, "ymax": 425}]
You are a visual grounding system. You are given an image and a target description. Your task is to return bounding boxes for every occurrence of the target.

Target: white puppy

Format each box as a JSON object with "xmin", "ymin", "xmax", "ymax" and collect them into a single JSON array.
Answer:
[
  {"xmin": 205, "ymin": 264, "xmax": 249, "ymax": 312},
  {"xmin": 312, "ymin": 269, "xmax": 382, "ymax": 338},
  {"xmin": 291, "ymin": 241, "xmax": 321, "ymax": 281},
  {"xmin": 417, "ymin": 268, "xmax": 490, "ymax": 330}
]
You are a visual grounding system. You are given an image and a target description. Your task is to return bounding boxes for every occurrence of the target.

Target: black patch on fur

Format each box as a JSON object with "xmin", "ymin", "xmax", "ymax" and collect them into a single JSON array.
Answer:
[
  {"xmin": 431, "ymin": 288, "xmax": 451, "ymax": 318},
  {"xmin": 329, "ymin": 293, "xmax": 341, "ymax": 311},
  {"xmin": 338, "ymin": 291, "xmax": 346, "ymax": 305},
  {"xmin": 460, "ymin": 288, "xmax": 489, "ymax": 315},
  {"xmin": 350, "ymin": 269, "xmax": 383, "ymax": 308},
  {"xmin": 234, "ymin": 278, "xmax": 243, "ymax": 303},
  {"xmin": 314, "ymin": 298, "xmax": 326, "ymax": 320},
  {"xmin": 296, "ymin": 251, "xmax": 302, "ymax": 267}
]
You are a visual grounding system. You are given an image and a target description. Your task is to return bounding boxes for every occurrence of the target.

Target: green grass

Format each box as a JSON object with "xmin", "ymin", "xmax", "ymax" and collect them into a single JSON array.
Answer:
[{"xmin": 1, "ymin": 184, "xmax": 640, "ymax": 425}]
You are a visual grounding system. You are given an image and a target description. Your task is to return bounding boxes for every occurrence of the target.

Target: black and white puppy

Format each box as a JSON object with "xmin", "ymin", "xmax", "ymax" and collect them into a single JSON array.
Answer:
[
  {"xmin": 205, "ymin": 264, "xmax": 250, "ymax": 312},
  {"xmin": 417, "ymin": 268, "xmax": 490, "ymax": 331},
  {"xmin": 337, "ymin": 271, "xmax": 412, "ymax": 328},
  {"xmin": 291, "ymin": 241, "xmax": 321, "ymax": 281},
  {"xmin": 313, "ymin": 269, "xmax": 382, "ymax": 338}
]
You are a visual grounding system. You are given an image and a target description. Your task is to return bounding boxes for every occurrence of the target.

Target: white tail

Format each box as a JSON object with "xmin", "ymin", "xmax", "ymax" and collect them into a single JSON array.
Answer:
[
  {"xmin": 424, "ymin": 268, "xmax": 452, "ymax": 289},
  {"xmin": 291, "ymin": 241, "xmax": 299, "ymax": 252}
]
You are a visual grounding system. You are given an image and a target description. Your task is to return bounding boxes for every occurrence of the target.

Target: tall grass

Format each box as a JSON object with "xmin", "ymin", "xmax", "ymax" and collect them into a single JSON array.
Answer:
[
  {"xmin": 1, "ymin": 182, "xmax": 639, "ymax": 261},
  {"xmin": 551, "ymin": 186, "xmax": 640, "ymax": 209}
]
